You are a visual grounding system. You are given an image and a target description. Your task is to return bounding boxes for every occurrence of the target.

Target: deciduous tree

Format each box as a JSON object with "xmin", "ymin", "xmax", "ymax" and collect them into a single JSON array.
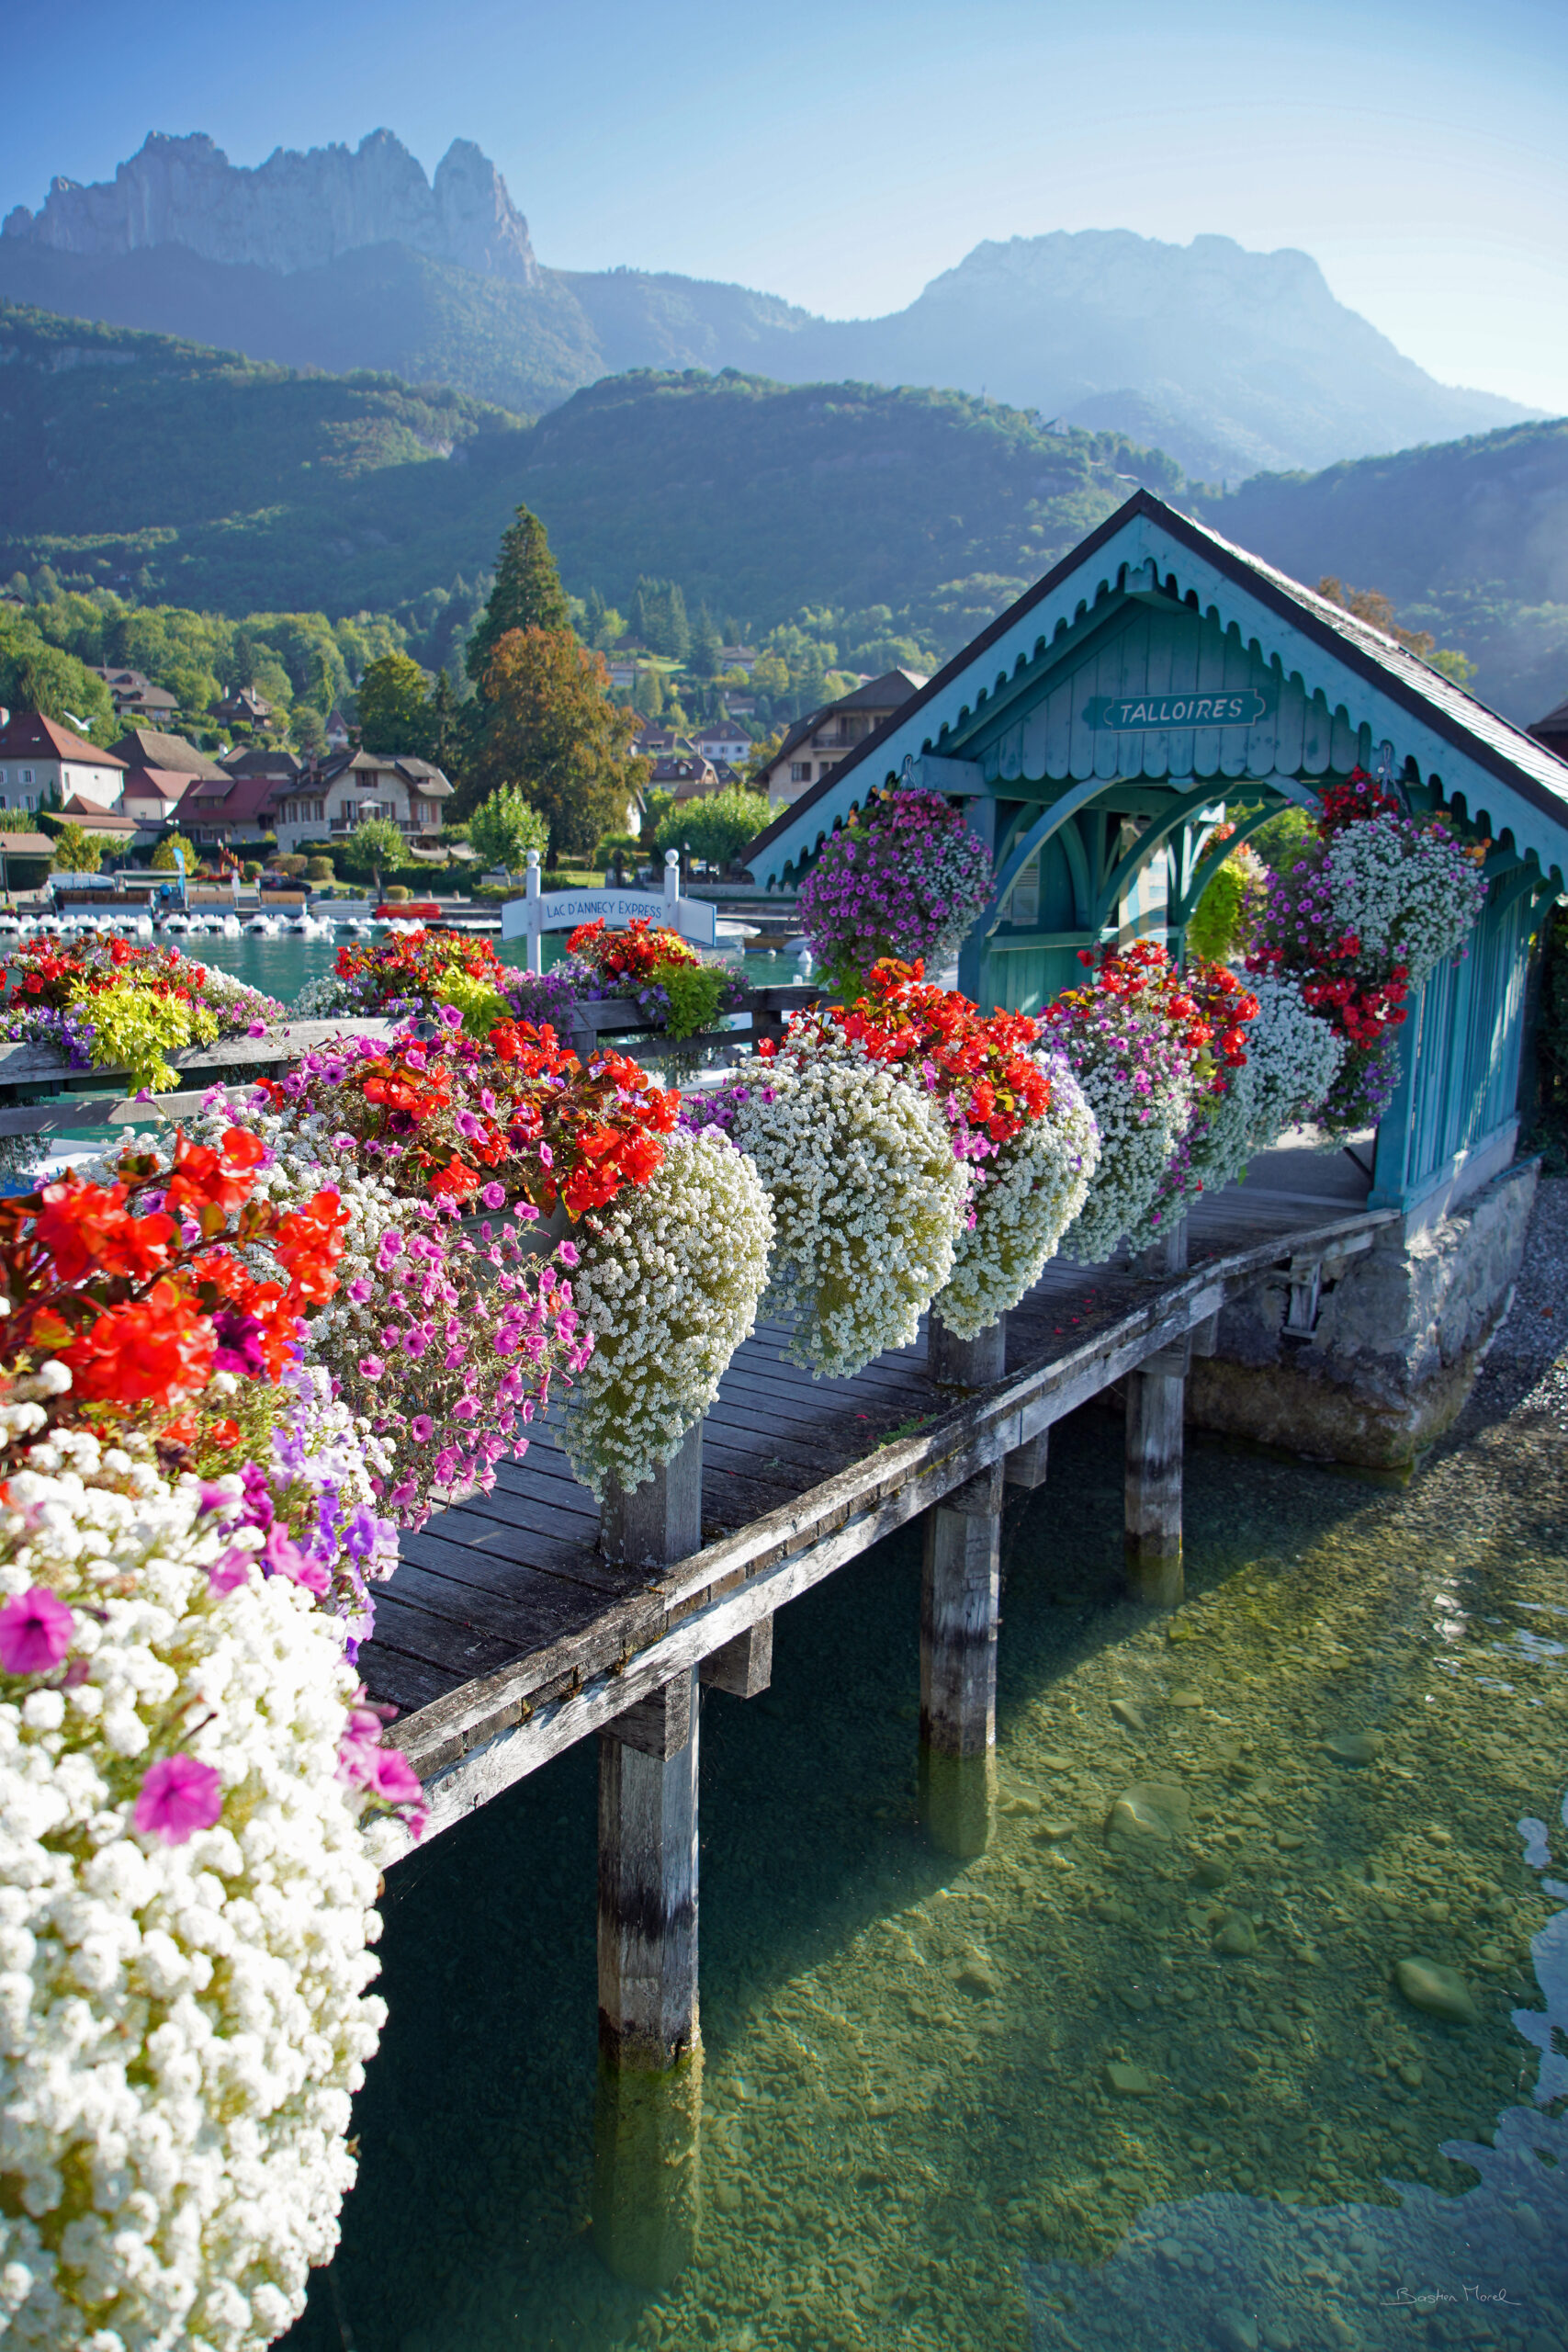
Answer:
[
  {"xmin": 467, "ymin": 628, "xmax": 648, "ymax": 861},
  {"xmin": 356, "ymin": 653, "xmax": 430, "ymax": 753},
  {"xmin": 50, "ymin": 821, "xmax": 102, "ymax": 873},
  {"xmin": 339, "ymin": 814, "xmax": 406, "ymax": 898},
  {"xmin": 468, "ymin": 786, "xmax": 549, "ymax": 876}
]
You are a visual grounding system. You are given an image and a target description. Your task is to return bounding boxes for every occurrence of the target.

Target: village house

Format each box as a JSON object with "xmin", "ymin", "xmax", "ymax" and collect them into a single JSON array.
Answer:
[
  {"xmin": 750, "ymin": 669, "xmax": 928, "ymax": 810},
  {"xmin": 719, "ymin": 646, "xmax": 758, "ymax": 675},
  {"xmin": 270, "ymin": 748, "xmax": 453, "ymax": 856},
  {"xmin": 0, "ymin": 712, "xmax": 127, "ymax": 812},
  {"xmin": 208, "ymin": 686, "xmax": 274, "ymax": 732},
  {"xmin": 690, "ymin": 720, "xmax": 751, "ymax": 768},
  {"xmin": 177, "ymin": 772, "xmax": 282, "ymax": 850},
  {"xmin": 88, "ymin": 667, "xmax": 180, "ymax": 723},
  {"xmin": 648, "ymin": 750, "xmax": 720, "ymax": 808},
  {"xmin": 120, "ymin": 767, "xmax": 203, "ymax": 839},
  {"xmin": 108, "ymin": 728, "xmax": 223, "ymax": 778}
]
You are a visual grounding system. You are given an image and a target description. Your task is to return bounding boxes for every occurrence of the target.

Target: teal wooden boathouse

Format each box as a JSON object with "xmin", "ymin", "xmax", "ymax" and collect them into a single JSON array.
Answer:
[{"xmin": 746, "ymin": 492, "xmax": 1568, "ymax": 1224}]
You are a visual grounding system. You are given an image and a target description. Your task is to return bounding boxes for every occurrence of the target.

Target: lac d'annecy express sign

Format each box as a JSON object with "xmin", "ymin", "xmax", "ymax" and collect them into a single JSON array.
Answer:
[
  {"xmin": 1086, "ymin": 688, "xmax": 1272, "ymax": 731},
  {"xmin": 499, "ymin": 852, "xmax": 715, "ymax": 972}
]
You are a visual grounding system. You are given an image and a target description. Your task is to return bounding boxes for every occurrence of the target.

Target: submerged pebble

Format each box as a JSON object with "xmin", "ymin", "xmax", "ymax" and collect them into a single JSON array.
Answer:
[
  {"xmin": 1323, "ymin": 1729, "xmax": 1383, "ymax": 1766},
  {"xmin": 1394, "ymin": 1956, "xmax": 1479, "ymax": 2023}
]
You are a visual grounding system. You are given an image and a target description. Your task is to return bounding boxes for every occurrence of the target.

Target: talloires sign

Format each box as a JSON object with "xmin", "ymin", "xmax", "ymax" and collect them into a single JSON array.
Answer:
[{"xmin": 1085, "ymin": 688, "xmax": 1270, "ymax": 731}]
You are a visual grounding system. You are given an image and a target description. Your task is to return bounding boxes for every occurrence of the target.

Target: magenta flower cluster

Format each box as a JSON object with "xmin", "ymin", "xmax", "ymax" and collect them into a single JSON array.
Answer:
[{"xmin": 796, "ymin": 788, "xmax": 993, "ymax": 982}]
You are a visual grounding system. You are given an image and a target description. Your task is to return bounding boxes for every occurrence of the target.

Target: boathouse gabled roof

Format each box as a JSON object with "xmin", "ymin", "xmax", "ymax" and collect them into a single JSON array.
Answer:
[{"xmin": 745, "ymin": 490, "xmax": 1568, "ymax": 893}]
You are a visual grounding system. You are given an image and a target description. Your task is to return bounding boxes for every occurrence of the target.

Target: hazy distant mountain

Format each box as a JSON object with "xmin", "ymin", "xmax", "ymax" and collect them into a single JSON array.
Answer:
[
  {"xmin": 0, "ymin": 130, "xmax": 1540, "ymax": 481},
  {"xmin": 750, "ymin": 232, "xmax": 1537, "ymax": 481}
]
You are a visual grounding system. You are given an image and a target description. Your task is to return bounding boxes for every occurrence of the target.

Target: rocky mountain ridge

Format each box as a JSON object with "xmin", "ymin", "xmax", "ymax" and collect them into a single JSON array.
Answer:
[{"xmin": 2, "ymin": 129, "xmax": 539, "ymax": 286}]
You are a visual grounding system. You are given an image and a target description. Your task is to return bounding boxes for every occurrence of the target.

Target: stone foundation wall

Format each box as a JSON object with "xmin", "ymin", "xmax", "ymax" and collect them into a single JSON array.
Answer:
[{"xmin": 1188, "ymin": 1158, "xmax": 1540, "ymax": 1469}]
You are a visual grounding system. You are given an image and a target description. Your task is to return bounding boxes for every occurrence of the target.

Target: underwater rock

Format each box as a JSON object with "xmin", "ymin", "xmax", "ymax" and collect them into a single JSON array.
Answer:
[
  {"xmin": 1104, "ymin": 2060, "xmax": 1159, "ymax": 2098},
  {"xmin": 1191, "ymin": 1853, "xmax": 1232, "ymax": 1888},
  {"xmin": 1037, "ymin": 1820, "xmax": 1077, "ymax": 1842},
  {"xmin": 1111, "ymin": 1699, "xmax": 1147, "ymax": 1732},
  {"xmin": 1107, "ymin": 1781, "xmax": 1191, "ymax": 1844},
  {"xmin": 1169, "ymin": 1689, "xmax": 1204, "ymax": 1709},
  {"xmin": 1040, "ymin": 1752, "xmax": 1075, "ymax": 1772},
  {"xmin": 1213, "ymin": 1911, "xmax": 1258, "ymax": 1956},
  {"xmin": 955, "ymin": 1961, "xmax": 1000, "ymax": 1997},
  {"xmin": 1323, "ymin": 1730, "xmax": 1383, "ymax": 1765},
  {"xmin": 1393, "ymin": 1956, "xmax": 1478, "ymax": 2023}
]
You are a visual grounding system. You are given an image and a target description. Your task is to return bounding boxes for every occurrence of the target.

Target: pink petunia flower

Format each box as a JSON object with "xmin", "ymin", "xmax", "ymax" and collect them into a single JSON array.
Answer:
[
  {"xmin": 0, "ymin": 1586, "xmax": 74, "ymax": 1676},
  {"xmin": 134, "ymin": 1752, "xmax": 223, "ymax": 1844},
  {"xmin": 208, "ymin": 1547, "xmax": 252, "ymax": 1596}
]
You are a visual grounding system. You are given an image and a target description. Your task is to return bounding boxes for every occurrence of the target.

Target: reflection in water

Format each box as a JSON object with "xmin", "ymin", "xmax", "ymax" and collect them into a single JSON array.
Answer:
[
  {"xmin": 592, "ymin": 2054, "xmax": 704, "ymax": 2290},
  {"xmin": 282, "ymin": 1258, "xmax": 1568, "ymax": 2352},
  {"xmin": 918, "ymin": 1746, "xmax": 998, "ymax": 1858},
  {"xmin": 1025, "ymin": 1806, "xmax": 1568, "ymax": 2349}
]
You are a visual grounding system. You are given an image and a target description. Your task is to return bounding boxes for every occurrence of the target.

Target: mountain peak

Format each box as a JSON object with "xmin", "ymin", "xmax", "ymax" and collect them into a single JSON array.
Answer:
[{"xmin": 0, "ymin": 128, "xmax": 538, "ymax": 286}]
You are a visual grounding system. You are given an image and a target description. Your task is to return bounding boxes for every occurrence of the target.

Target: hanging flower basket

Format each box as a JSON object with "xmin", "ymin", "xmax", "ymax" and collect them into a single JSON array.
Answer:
[
  {"xmin": 769, "ymin": 960, "xmax": 1102, "ymax": 1339},
  {"xmin": 1247, "ymin": 768, "xmax": 1489, "ymax": 1133},
  {"xmin": 795, "ymin": 786, "xmax": 993, "ymax": 996}
]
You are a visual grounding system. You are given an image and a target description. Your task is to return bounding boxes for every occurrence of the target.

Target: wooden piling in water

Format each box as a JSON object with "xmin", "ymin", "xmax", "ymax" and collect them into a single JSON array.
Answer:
[
  {"xmin": 597, "ymin": 1673, "xmax": 700, "ymax": 2071},
  {"xmin": 929, "ymin": 1311, "xmax": 1008, "ymax": 1389},
  {"xmin": 919, "ymin": 1457, "xmax": 1004, "ymax": 1854}
]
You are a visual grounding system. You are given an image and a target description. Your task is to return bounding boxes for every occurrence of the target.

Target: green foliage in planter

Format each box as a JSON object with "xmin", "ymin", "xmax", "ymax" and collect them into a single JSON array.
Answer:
[{"xmin": 660, "ymin": 960, "xmax": 729, "ymax": 1040}]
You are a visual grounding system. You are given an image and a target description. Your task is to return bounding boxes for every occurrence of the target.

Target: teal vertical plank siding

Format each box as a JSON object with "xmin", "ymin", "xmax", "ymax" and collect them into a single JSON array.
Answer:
[{"xmin": 1369, "ymin": 885, "xmax": 1538, "ymax": 1211}]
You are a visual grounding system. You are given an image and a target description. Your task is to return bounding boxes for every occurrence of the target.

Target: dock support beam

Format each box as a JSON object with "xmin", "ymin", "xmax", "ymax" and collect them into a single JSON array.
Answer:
[
  {"xmin": 593, "ymin": 1428, "xmax": 706, "ymax": 2287},
  {"xmin": 593, "ymin": 1669, "xmax": 703, "ymax": 2285},
  {"xmin": 597, "ymin": 1670, "xmax": 700, "ymax": 2072},
  {"xmin": 600, "ymin": 1421, "xmax": 703, "ymax": 1567},
  {"xmin": 929, "ymin": 1312, "xmax": 1008, "ymax": 1389},
  {"xmin": 1126, "ymin": 1217, "xmax": 1188, "ymax": 1608},
  {"xmin": 919, "ymin": 1459, "xmax": 1004, "ymax": 1856}
]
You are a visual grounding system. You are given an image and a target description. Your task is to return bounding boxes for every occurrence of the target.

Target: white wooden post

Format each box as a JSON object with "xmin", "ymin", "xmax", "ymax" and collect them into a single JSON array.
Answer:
[
  {"xmin": 662, "ymin": 846, "xmax": 680, "ymax": 912},
  {"xmin": 525, "ymin": 849, "xmax": 543, "ymax": 974}
]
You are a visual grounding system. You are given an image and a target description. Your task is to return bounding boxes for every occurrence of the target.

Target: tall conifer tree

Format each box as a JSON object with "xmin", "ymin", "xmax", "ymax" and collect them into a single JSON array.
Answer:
[{"xmin": 466, "ymin": 505, "xmax": 570, "ymax": 695}]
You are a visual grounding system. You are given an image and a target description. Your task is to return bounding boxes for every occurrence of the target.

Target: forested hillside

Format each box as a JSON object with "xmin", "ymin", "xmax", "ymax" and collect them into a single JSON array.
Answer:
[
  {"xmin": 1204, "ymin": 422, "xmax": 1568, "ymax": 722},
  {"xmin": 3, "ymin": 301, "xmax": 1564, "ymax": 726}
]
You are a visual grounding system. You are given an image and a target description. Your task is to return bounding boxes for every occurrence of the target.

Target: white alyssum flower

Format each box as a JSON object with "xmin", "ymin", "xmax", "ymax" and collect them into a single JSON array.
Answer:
[
  {"xmin": 932, "ymin": 1050, "xmax": 1101, "ymax": 1339},
  {"xmin": 289, "ymin": 971, "xmax": 348, "ymax": 1019},
  {"xmin": 0, "ymin": 1440, "xmax": 389, "ymax": 2351},
  {"xmin": 1162, "ymin": 973, "xmax": 1348, "ymax": 1204},
  {"xmin": 1325, "ymin": 813, "xmax": 1488, "ymax": 984},
  {"xmin": 732, "ymin": 1037, "xmax": 970, "ymax": 1378},
  {"xmin": 562, "ymin": 1131, "xmax": 773, "ymax": 1499},
  {"xmin": 1056, "ymin": 1017, "xmax": 1196, "ymax": 1266}
]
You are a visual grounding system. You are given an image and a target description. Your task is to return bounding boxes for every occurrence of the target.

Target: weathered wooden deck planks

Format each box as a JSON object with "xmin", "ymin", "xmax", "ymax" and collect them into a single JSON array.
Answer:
[{"xmin": 369, "ymin": 1159, "xmax": 1393, "ymax": 1842}]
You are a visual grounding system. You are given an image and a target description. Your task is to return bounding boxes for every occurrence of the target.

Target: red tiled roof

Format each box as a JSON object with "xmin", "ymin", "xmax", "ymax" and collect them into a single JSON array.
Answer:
[
  {"xmin": 58, "ymin": 803, "xmax": 138, "ymax": 831},
  {"xmin": 0, "ymin": 713, "xmax": 127, "ymax": 767},
  {"xmin": 121, "ymin": 767, "xmax": 205, "ymax": 807}
]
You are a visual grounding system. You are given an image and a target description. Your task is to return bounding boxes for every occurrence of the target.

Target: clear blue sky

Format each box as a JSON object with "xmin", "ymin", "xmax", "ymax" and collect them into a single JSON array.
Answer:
[{"xmin": 6, "ymin": 0, "xmax": 1566, "ymax": 412}]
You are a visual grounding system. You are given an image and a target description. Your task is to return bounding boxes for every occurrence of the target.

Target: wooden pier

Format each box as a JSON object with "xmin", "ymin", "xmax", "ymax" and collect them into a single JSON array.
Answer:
[{"xmin": 368, "ymin": 1149, "xmax": 1392, "ymax": 1847}]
